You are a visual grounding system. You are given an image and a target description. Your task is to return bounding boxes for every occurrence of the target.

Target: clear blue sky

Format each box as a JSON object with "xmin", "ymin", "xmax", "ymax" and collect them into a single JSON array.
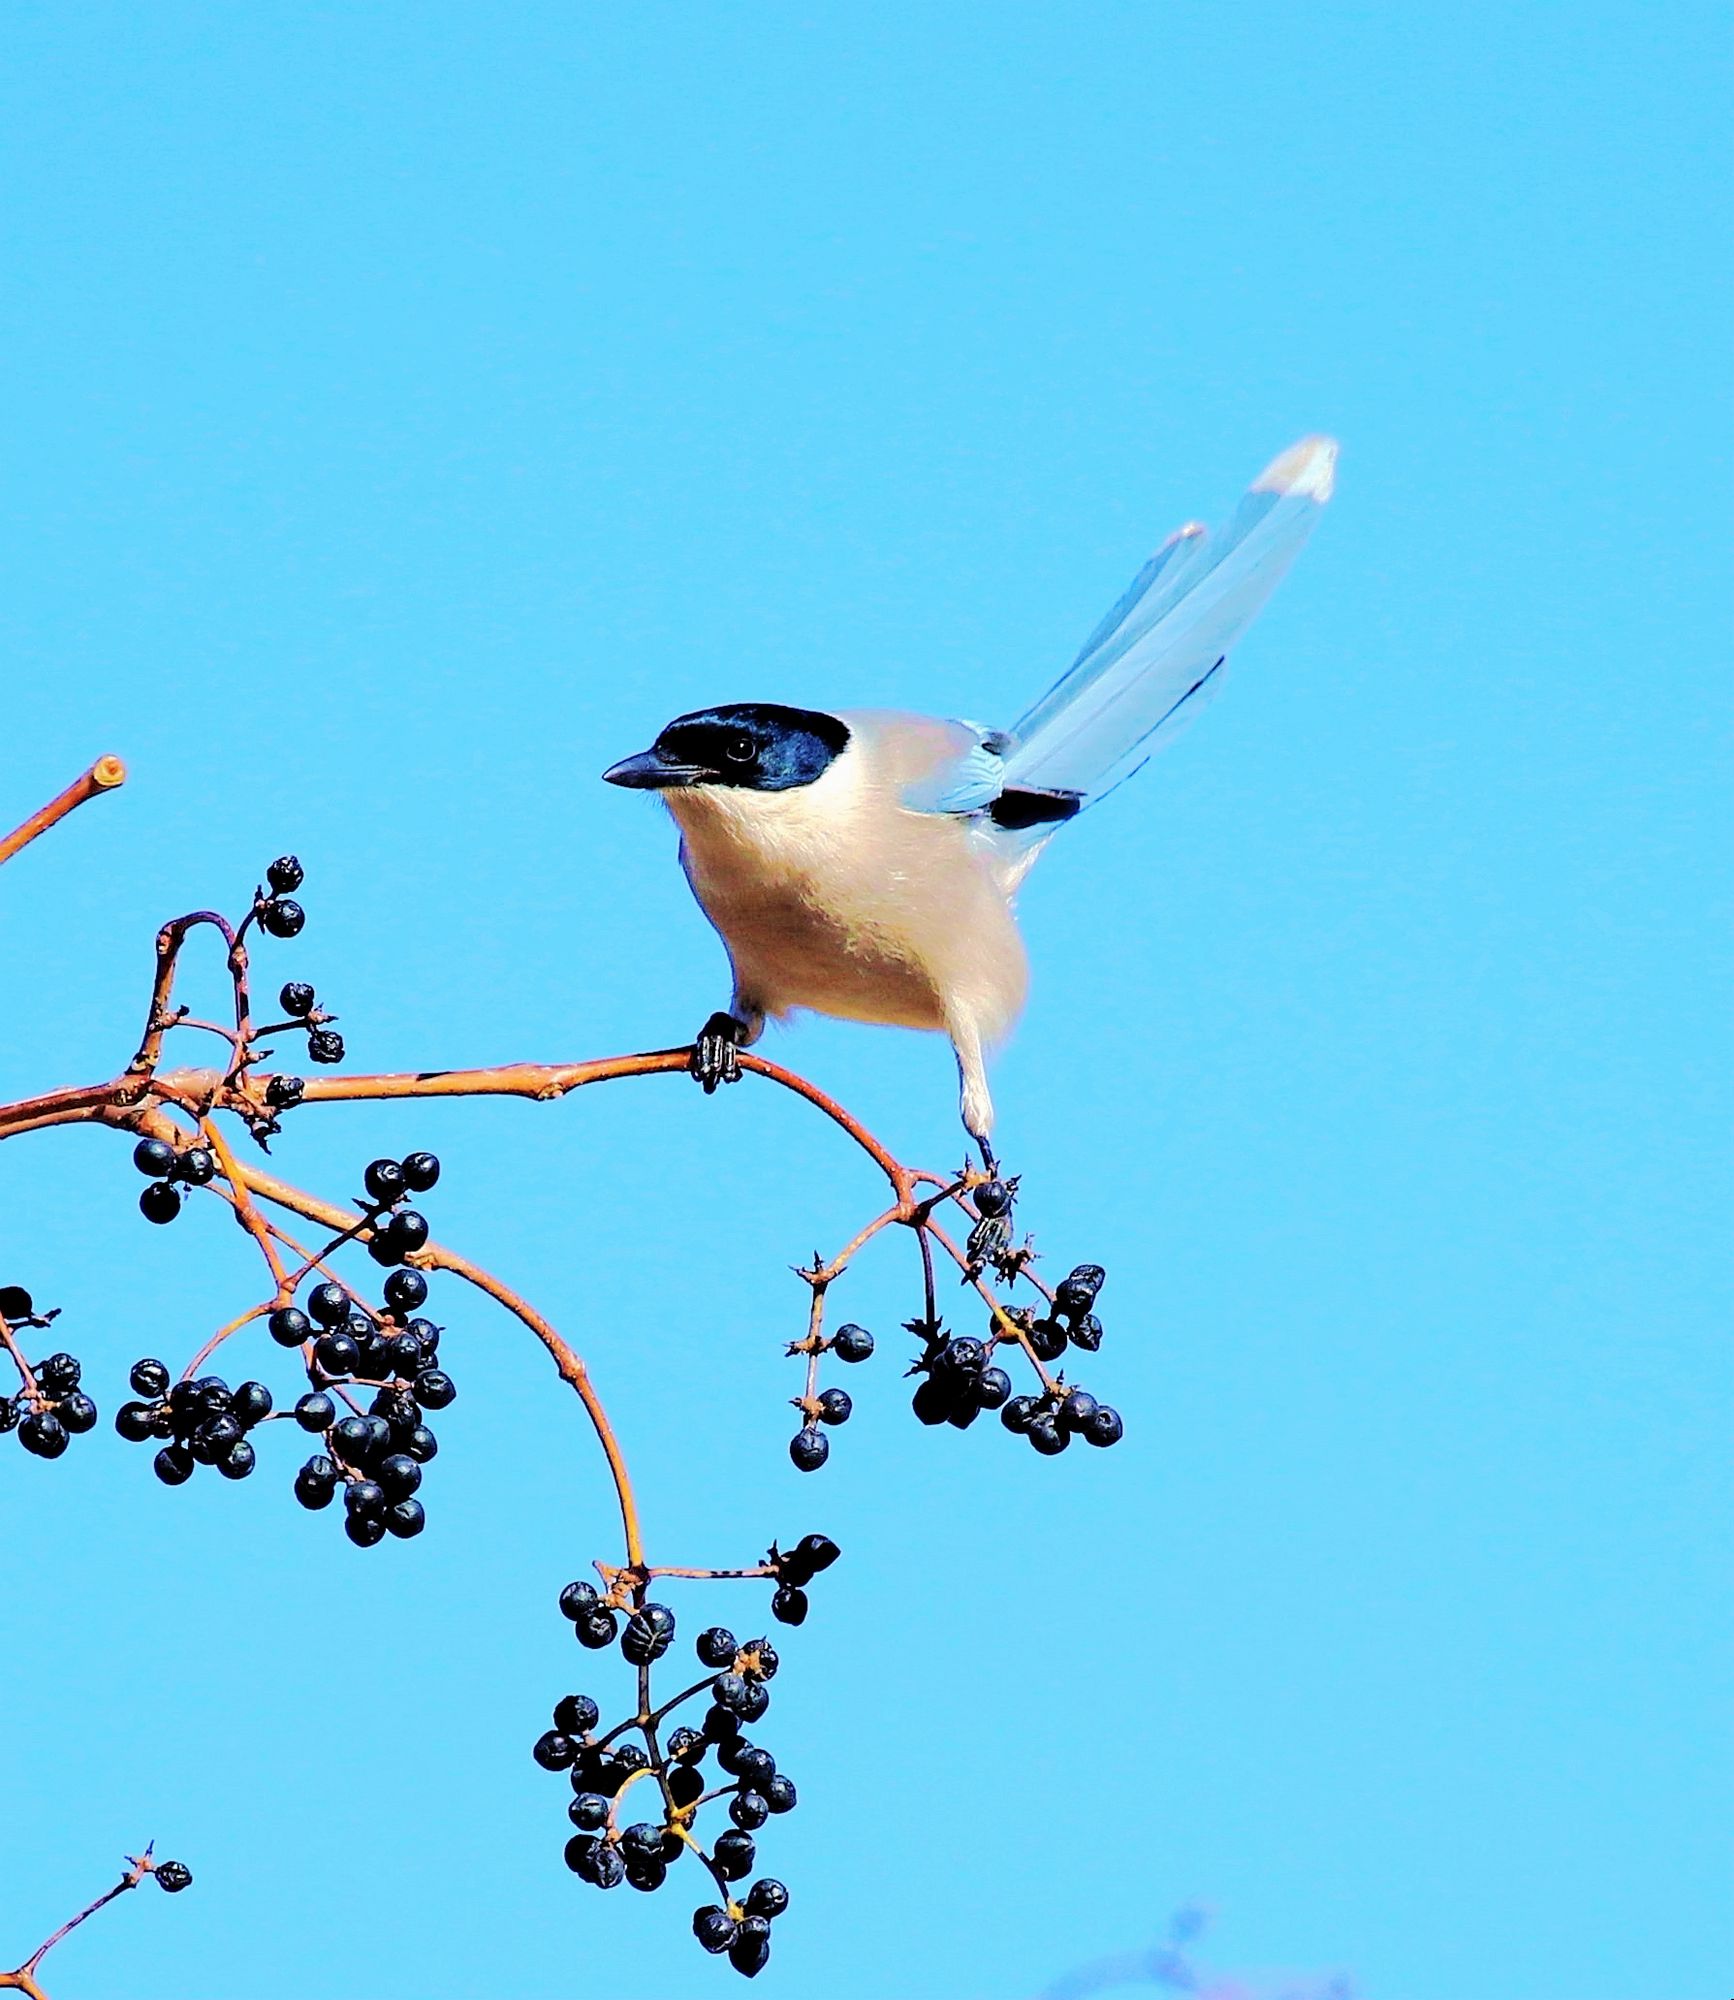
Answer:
[{"xmin": 1, "ymin": 7, "xmax": 1727, "ymax": 1998}]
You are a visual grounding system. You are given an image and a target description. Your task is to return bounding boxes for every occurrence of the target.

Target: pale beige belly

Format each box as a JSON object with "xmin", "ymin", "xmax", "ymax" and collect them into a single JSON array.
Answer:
[{"xmin": 697, "ymin": 877, "xmax": 948, "ymax": 1030}]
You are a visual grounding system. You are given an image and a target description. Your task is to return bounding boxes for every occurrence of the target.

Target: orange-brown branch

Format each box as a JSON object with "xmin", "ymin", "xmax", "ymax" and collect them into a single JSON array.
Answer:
[
  {"xmin": 225, "ymin": 1156, "xmax": 646, "ymax": 1569},
  {"xmin": 0, "ymin": 756, "xmax": 126, "ymax": 871}
]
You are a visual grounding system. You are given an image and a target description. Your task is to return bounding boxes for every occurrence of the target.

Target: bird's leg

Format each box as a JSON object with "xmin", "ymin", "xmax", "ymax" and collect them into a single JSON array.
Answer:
[{"xmin": 688, "ymin": 1011, "xmax": 748, "ymax": 1093}]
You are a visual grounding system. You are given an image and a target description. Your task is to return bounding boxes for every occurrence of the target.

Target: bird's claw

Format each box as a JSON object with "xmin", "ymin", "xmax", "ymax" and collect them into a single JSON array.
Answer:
[{"xmin": 689, "ymin": 1012, "xmax": 745, "ymax": 1094}]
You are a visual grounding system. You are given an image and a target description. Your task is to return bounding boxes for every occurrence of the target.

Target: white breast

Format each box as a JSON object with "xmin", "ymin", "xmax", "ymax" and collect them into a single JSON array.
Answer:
[{"xmin": 665, "ymin": 718, "xmax": 1029, "ymax": 1042}]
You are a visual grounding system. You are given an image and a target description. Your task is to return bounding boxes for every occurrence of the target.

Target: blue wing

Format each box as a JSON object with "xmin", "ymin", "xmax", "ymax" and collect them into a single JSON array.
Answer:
[{"xmin": 998, "ymin": 434, "xmax": 1337, "ymax": 808}]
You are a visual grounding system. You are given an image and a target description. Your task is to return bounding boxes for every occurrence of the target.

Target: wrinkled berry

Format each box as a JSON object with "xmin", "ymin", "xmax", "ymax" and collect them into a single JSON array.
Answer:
[
  {"xmin": 154, "ymin": 1859, "xmax": 193, "ymax": 1894},
  {"xmin": 307, "ymin": 1027, "xmax": 344, "ymax": 1064},
  {"xmin": 575, "ymin": 1609, "xmax": 618, "ymax": 1650},
  {"xmin": 789, "ymin": 1425, "xmax": 828, "ymax": 1472},
  {"xmin": 266, "ymin": 856, "xmax": 304, "ymax": 894},
  {"xmin": 815, "ymin": 1387, "xmax": 852, "ymax": 1425},
  {"xmin": 621, "ymin": 1603, "xmax": 676, "ymax": 1665},
  {"xmin": 745, "ymin": 1878, "xmax": 789, "ymax": 1920},
  {"xmin": 38, "ymin": 1352, "xmax": 80, "ymax": 1394},
  {"xmin": 693, "ymin": 1905, "xmax": 737, "ymax": 1954},
  {"xmin": 1068, "ymin": 1313, "xmax": 1104, "ymax": 1353},
  {"xmin": 294, "ymin": 1455, "xmax": 337, "ymax": 1507},
  {"xmin": 831, "ymin": 1323, "xmax": 874, "ymax": 1363},
  {"xmin": 259, "ymin": 897, "xmax": 305, "ymax": 940},
  {"xmin": 534, "ymin": 1730, "xmax": 577, "ymax": 1771},
  {"xmin": 129, "ymin": 1358, "xmax": 171, "ymax": 1397},
  {"xmin": 697, "ymin": 1625, "xmax": 738, "ymax": 1668},
  {"xmin": 280, "ymin": 981, "xmax": 316, "ymax": 1018},
  {"xmin": 20, "ymin": 1412, "xmax": 68, "ymax": 1458}
]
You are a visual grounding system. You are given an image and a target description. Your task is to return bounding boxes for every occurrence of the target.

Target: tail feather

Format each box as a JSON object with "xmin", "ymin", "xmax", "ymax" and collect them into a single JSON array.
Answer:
[{"xmin": 1000, "ymin": 435, "xmax": 1337, "ymax": 809}]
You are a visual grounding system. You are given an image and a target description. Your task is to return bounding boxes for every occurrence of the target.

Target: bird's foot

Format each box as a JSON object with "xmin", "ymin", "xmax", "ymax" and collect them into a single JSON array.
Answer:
[{"xmin": 688, "ymin": 1012, "xmax": 747, "ymax": 1094}]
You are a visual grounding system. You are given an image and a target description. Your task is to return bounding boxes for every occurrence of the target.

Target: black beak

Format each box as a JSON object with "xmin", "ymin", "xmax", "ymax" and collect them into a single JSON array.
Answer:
[{"xmin": 601, "ymin": 749, "xmax": 711, "ymax": 790}]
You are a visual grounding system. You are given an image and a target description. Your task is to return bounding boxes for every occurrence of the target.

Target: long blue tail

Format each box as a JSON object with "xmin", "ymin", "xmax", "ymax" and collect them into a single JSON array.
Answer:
[{"xmin": 999, "ymin": 434, "xmax": 1337, "ymax": 812}]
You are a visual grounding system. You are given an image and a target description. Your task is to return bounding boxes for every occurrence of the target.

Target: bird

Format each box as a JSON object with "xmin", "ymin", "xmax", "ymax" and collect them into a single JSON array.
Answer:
[{"xmin": 603, "ymin": 434, "xmax": 1337, "ymax": 1167}]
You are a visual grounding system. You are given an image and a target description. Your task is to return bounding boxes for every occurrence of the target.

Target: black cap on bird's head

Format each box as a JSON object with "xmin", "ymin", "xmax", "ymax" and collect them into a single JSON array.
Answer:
[{"xmin": 603, "ymin": 703, "xmax": 851, "ymax": 794}]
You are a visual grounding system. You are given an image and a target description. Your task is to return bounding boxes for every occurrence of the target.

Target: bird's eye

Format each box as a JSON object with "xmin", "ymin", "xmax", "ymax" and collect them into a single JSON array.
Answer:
[{"xmin": 724, "ymin": 733, "xmax": 755, "ymax": 765}]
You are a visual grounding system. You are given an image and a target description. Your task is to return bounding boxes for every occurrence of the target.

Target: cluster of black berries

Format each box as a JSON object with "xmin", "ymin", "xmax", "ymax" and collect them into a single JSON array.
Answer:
[
  {"xmin": 254, "ymin": 855, "xmax": 308, "ymax": 942},
  {"xmin": 537, "ymin": 1537, "xmax": 837, "ymax": 1975},
  {"xmin": 786, "ymin": 1321, "xmax": 874, "ymax": 1472},
  {"xmin": 908, "ymin": 1318, "xmax": 1015, "ymax": 1431},
  {"xmin": 1000, "ymin": 1266, "xmax": 1122, "ymax": 1453},
  {"xmin": 1022, "ymin": 1262, "xmax": 1109, "ymax": 1360},
  {"xmin": 118, "ymin": 1359, "xmax": 275, "ymax": 1483},
  {"xmin": 355, "ymin": 1150, "xmax": 440, "ymax": 1267},
  {"xmin": 131, "ymin": 1135, "xmax": 217, "ymax": 1225},
  {"xmin": 250, "ymin": 857, "xmax": 344, "ymax": 1086},
  {"xmin": 272, "ymin": 979, "xmax": 343, "ymax": 1068},
  {"xmin": 900, "ymin": 1262, "xmax": 1123, "ymax": 1455},
  {"xmin": 277, "ymin": 1271, "xmax": 452, "ymax": 1546},
  {"xmin": 258, "ymin": 1163, "xmax": 453, "ymax": 1550},
  {"xmin": 0, "ymin": 1287, "xmax": 97, "ymax": 1460}
]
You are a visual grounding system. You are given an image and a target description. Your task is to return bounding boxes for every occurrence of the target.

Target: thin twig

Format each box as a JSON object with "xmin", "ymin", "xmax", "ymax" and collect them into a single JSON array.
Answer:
[{"xmin": 0, "ymin": 757, "xmax": 126, "ymax": 871}]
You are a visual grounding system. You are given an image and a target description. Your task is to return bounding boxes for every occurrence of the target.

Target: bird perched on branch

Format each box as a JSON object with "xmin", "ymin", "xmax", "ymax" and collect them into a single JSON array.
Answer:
[{"xmin": 605, "ymin": 434, "xmax": 1337, "ymax": 1165}]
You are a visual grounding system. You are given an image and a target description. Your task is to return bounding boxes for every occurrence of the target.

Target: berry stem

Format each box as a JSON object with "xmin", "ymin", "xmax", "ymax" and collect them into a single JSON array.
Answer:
[
  {"xmin": 1, "ymin": 1844, "xmax": 158, "ymax": 1998},
  {"xmin": 0, "ymin": 1311, "xmax": 38, "ymax": 1397}
]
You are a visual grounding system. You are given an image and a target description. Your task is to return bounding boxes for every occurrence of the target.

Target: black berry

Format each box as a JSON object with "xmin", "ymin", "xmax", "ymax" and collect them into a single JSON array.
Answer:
[
  {"xmin": 831, "ymin": 1323, "xmax": 874, "ymax": 1363},
  {"xmin": 139, "ymin": 1182, "xmax": 182, "ymax": 1224},
  {"xmin": 789, "ymin": 1425, "xmax": 828, "ymax": 1472},
  {"xmin": 132, "ymin": 1138, "xmax": 176, "ymax": 1179}
]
